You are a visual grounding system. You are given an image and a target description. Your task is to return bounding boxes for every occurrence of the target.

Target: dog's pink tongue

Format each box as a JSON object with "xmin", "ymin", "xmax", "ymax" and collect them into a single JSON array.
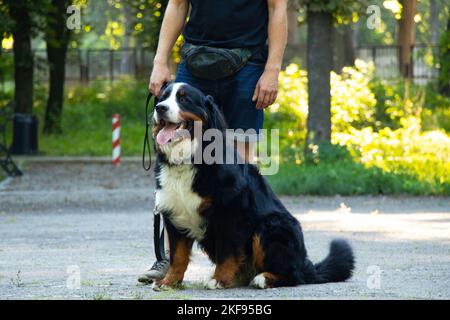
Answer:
[{"xmin": 156, "ymin": 123, "xmax": 178, "ymax": 146}]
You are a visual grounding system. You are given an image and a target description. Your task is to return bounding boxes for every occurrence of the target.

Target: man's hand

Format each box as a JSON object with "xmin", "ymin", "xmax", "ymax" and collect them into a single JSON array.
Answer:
[
  {"xmin": 252, "ymin": 68, "xmax": 280, "ymax": 109},
  {"xmin": 149, "ymin": 61, "xmax": 172, "ymax": 97}
]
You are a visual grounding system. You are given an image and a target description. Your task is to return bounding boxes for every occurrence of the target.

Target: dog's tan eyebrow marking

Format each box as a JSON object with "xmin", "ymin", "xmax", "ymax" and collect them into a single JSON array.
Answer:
[{"xmin": 179, "ymin": 111, "xmax": 204, "ymax": 122}]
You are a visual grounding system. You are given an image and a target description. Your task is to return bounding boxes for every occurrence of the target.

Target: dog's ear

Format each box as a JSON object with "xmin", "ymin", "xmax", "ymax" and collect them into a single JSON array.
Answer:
[{"xmin": 203, "ymin": 95, "xmax": 227, "ymax": 130}]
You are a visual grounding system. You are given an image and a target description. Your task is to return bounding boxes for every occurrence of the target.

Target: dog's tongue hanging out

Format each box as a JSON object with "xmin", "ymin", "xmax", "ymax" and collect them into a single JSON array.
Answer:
[{"xmin": 156, "ymin": 123, "xmax": 179, "ymax": 146}]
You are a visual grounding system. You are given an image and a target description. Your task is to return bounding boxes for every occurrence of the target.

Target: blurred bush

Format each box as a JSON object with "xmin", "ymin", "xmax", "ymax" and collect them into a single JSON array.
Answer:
[
  {"xmin": 265, "ymin": 60, "xmax": 450, "ymax": 194},
  {"xmin": 2, "ymin": 61, "xmax": 448, "ymax": 194}
]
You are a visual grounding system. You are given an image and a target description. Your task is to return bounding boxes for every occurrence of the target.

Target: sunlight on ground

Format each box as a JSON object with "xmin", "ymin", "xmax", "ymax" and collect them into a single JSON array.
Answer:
[{"xmin": 297, "ymin": 210, "xmax": 450, "ymax": 242}]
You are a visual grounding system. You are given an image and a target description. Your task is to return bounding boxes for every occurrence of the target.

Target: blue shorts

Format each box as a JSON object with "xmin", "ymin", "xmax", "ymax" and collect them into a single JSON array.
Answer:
[{"xmin": 175, "ymin": 61, "xmax": 265, "ymax": 141}]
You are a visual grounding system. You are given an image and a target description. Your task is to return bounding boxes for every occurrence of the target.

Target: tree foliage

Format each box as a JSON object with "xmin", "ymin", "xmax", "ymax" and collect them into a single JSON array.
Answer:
[
  {"xmin": 77, "ymin": 0, "xmax": 168, "ymax": 49},
  {"xmin": 297, "ymin": 0, "xmax": 367, "ymax": 23}
]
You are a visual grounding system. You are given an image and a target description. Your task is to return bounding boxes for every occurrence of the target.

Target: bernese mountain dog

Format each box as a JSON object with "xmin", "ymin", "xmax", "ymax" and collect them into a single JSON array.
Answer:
[{"xmin": 152, "ymin": 82, "xmax": 355, "ymax": 290}]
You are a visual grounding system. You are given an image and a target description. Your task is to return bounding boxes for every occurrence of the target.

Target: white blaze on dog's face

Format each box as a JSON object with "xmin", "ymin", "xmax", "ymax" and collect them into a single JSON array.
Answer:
[
  {"xmin": 153, "ymin": 83, "xmax": 183, "ymax": 125},
  {"xmin": 153, "ymin": 83, "xmax": 209, "ymax": 162}
]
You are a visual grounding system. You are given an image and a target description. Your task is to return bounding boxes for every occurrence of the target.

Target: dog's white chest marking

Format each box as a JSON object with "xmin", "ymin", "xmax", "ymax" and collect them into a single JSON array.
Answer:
[{"xmin": 156, "ymin": 164, "xmax": 205, "ymax": 241}]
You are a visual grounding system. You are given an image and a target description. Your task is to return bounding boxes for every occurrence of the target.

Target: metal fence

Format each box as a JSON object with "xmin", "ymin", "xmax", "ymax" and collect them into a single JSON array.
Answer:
[
  {"xmin": 356, "ymin": 44, "xmax": 440, "ymax": 84},
  {"xmin": 1, "ymin": 44, "xmax": 440, "ymax": 86},
  {"xmin": 3, "ymin": 48, "xmax": 155, "ymax": 84}
]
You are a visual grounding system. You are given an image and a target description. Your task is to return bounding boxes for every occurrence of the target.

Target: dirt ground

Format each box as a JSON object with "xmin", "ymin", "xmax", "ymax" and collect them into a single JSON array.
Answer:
[{"xmin": 0, "ymin": 161, "xmax": 449, "ymax": 300}]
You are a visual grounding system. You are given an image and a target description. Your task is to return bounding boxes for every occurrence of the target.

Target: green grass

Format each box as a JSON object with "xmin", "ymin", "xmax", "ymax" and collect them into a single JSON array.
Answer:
[
  {"xmin": 2, "ymin": 79, "xmax": 449, "ymax": 195},
  {"xmin": 39, "ymin": 116, "xmax": 144, "ymax": 156},
  {"xmin": 14, "ymin": 80, "xmax": 150, "ymax": 157},
  {"xmin": 267, "ymin": 161, "xmax": 450, "ymax": 196}
]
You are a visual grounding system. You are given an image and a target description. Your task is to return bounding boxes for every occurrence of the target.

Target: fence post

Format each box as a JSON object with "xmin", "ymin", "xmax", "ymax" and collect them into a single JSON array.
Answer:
[
  {"xmin": 134, "ymin": 48, "xmax": 138, "ymax": 80},
  {"xmin": 112, "ymin": 114, "xmax": 120, "ymax": 166},
  {"xmin": 78, "ymin": 49, "xmax": 82, "ymax": 83},
  {"xmin": 110, "ymin": 50, "xmax": 114, "ymax": 83},
  {"xmin": 86, "ymin": 49, "xmax": 90, "ymax": 83}
]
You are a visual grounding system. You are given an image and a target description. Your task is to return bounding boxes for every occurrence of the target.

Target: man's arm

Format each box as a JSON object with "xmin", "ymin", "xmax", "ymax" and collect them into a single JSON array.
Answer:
[
  {"xmin": 253, "ymin": 0, "xmax": 288, "ymax": 109},
  {"xmin": 149, "ymin": 0, "xmax": 189, "ymax": 96}
]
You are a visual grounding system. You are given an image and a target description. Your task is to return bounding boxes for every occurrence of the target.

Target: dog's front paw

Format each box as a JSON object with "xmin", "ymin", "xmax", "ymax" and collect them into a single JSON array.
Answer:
[
  {"xmin": 152, "ymin": 281, "xmax": 170, "ymax": 291},
  {"xmin": 205, "ymin": 278, "xmax": 224, "ymax": 290},
  {"xmin": 152, "ymin": 278, "xmax": 178, "ymax": 291}
]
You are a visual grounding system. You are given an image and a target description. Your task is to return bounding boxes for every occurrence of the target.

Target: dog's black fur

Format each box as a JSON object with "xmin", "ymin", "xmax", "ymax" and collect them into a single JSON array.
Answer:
[{"xmin": 153, "ymin": 83, "xmax": 354, "ymax": 289}]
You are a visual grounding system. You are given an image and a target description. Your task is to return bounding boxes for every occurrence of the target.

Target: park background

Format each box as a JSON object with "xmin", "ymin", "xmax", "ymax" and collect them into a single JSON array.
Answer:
[{"xmin": 0, "ymin": 0, "xmax": 449, "ymax": 195}]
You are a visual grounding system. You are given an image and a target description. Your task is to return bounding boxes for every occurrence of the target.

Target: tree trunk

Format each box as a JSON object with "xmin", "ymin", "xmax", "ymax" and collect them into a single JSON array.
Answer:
[
  {"xmin": 438, "ymin": 7, "xmax": 450, "ymax": 96},
  {"xmin": 121, "ymin": 2, "xmax": 132, "ymax": 74},
  {"xmin": 429, "ymin": 0, "xmax": 440, "ymax": 45},
  {"xmin": 333, "ymin": 24, "xmax": 356, "ymax": 72},
  {"xmin": 43, "ymin": 0, "xmax": 71, "ymax": 134},
  {"xmin": 343, "ymin": 24, "xmax": 356, "ymax": 67},
  {"xmin": 10, "ymin": 3, "xmax": 34, "ymax": 114},
  {"xmin": 0, "ymin": 50, "xmax": 3, "ymax": 93},
  {"xmin": 284, "ymin": 1, "xmax": 301, "ymax": 64},
  {"xmin": 398, "ymin": 0, "xmax": 417, "ymax": 78},
  {"xmin": 287, "ymin": 1, "xmax": 299, "ymax": 45},
  {"xmin": 305, "ymin": 10, "xmax": 333, "ymax": 153}
]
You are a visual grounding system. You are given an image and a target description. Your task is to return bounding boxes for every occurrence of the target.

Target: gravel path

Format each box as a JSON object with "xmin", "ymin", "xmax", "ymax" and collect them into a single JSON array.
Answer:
[{"xmin": 0, "ymin": 162, "xmax": 449, "ymax": 300}]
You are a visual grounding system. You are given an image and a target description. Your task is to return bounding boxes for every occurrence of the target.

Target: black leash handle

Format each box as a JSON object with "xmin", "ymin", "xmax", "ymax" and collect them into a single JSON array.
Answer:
[
  {"xmin": 142, "ymin": 82, "xmax": 172, "ymax": 172},
  {"xmin": 142, "ymin": 92, "xmax": 155, "ymax": 171}
]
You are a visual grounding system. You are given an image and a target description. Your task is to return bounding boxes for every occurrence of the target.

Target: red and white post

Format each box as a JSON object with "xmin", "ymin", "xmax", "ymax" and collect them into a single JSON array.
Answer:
[{"xmin": 112, "ymin": 114, "xmax": 121, "ymax": 166}]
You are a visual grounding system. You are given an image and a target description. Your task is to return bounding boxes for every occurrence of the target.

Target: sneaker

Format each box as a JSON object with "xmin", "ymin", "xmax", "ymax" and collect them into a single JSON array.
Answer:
[{"xmin": 137, "ymin": 259, "xmax": 169, "ymax": 284}]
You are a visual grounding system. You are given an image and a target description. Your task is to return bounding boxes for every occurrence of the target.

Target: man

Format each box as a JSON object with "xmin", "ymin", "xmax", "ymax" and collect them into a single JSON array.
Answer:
[{"xmin": 138, "ymin": 0, "xmax": 287, "ymax": 284}]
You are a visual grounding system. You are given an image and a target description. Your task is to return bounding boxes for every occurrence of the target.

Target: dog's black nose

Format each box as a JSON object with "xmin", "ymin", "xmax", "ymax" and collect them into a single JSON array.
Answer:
[{"xmin": 155, "ymin": 104, "xmax": 168, "ymax": 115}]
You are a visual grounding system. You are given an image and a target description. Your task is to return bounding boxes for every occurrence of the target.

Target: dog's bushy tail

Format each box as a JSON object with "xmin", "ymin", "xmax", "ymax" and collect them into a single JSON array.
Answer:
[{"xmin": 304, "ymin": 239, "xmax": 355, "ymax": 284}]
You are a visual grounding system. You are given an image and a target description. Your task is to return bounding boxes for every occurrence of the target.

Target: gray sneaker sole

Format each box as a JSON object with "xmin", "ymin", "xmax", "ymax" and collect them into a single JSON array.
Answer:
[{"xmin": 137, "ymin": 272, "xmax": 165, "ymax": 284}]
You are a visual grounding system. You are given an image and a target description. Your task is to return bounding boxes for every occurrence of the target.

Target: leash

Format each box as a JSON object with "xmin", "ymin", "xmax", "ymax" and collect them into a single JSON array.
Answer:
[
  {"xmin": 143, "ymin": 83, "xmax": 171, "ymax": 262},
  {"xmin": 142, "ymin": 92, "xmax": 155, "ymax": 172},
  {"xmin": 143, "ymin": 92, "xmax": 166, "ymax": 261},
  {"xmin": 142, "ymin": 82, "xmax": 172, "ymax": 172},
  {"xmin": 142, "ymin": 91, "xmax": 166, "ymax": 261}
]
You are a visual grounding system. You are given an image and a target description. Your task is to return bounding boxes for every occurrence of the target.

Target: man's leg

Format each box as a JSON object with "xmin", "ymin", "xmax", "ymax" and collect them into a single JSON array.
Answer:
[
  {"xmin": 138, "ymin": 202, "xmax": 170, "ymax": 284},
  {"xmin": 138, "ymin": 228, "xmax": 170, "ymax": 284},
  {"xmin": 235, "ymin": 141, "xmax": 256, "ymax": 164},
  {"xmin": 138, "ymin": 228, "xmax": 171, "ymax": 284},
  {"xmin": 222, "ymin": 62, "xmax": 265, "ymax": 165}
]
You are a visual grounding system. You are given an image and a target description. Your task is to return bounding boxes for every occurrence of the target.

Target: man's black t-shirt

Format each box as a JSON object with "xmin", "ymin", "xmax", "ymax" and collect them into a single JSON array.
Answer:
[{"xmin": 183, "ymin": 0, "xmax": 269, "ymax": 63}]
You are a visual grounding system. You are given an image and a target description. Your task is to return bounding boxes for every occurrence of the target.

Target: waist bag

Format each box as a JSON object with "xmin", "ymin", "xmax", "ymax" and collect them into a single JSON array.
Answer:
[{"xmin": 181, "ymin": 43, "xmax": 252, "ymax": 80}]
